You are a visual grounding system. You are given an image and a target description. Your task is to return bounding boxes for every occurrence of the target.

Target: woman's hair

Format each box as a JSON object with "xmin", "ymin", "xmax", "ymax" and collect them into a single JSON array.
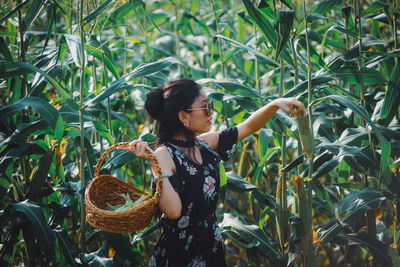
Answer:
[{"xmin": 145, "ymin": 79, "xmax": 201, "ymax": 145}]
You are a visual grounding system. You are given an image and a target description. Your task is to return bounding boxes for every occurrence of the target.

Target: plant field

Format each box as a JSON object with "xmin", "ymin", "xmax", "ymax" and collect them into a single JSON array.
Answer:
[{"xmin": 0, "ymin": 0, "xmax": 399, "ymax": 266}]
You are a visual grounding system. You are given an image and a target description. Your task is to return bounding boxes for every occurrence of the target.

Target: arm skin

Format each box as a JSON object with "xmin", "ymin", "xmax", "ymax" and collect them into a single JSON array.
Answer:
[
  {"xmin": 120, "ymin": 140, "xmax": 182, "ymax": 219},
  {"xmin": 149, "ymin": 147, "xmax": 182, "ymax": 219},
  {"xmin": 199, "ymin": 97, "xmax": 306, "ymax": 150}
]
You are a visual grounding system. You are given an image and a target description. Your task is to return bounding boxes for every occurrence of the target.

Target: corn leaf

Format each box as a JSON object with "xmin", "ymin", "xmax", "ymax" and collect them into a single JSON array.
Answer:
[
  {"xmin": 11, "ymin": 200, "xmax": 56, "ymax": 260},
  {"xmin": 0, "ymin": 61, "xmax": 71, "ymax": 103},
  {"xmin": 380, "ymin": 58, "xmax": 400, "ymax": 124},
  {"xmin": 220, "ymin": 213, "xmax": 281, "ymax": 259},
  {"xmin": 274, "ymin": 10, "xmax": 295, "ymax": 60},
  {"xmin": 0, "ymin": 97, "xmax": 62, "ymax": 132},
  {"xmin": 0, "ymin": 119, "xmax": 49, "ymax": 148},
  {"xmin": 83, "ymin": 0, "xmax": 114, "ymax": 25},
  {"xmin": 216, "ymin": 34, "xmax": 279, "ymax": 68},
  {"xmin": 65, "ymin": 34, "xmax": 87, "ymax": 68},
  {"xmin": 333, "ymin": 66, "xmax": 388, "ymax": 85},
  {"xmin": 21, "ymin": 0, "xmax": 46, "ymax": 32}
]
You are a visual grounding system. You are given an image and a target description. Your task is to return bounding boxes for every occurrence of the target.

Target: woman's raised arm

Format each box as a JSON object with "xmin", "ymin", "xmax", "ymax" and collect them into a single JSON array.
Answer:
[{"xmin": 236, "ymin": 97, "xmax": 306, "ymax": 142}]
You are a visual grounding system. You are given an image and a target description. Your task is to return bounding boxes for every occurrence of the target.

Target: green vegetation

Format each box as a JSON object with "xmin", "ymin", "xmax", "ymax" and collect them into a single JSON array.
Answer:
[{"xmin": 0, "ymin": 0, "xmax": 399, "ymax": 266}]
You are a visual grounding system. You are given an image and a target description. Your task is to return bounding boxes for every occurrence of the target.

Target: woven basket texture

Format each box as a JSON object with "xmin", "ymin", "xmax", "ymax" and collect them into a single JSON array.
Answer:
[{"xmin": 85, "ymin": 142, "xmax": 162, "ymax": 233}]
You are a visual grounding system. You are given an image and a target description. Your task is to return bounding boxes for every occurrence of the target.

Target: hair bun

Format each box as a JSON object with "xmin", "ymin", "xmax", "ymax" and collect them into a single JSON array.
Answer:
[{"xmin": 145, "ymin": 87, "xmax": 164, "ymax": 120}]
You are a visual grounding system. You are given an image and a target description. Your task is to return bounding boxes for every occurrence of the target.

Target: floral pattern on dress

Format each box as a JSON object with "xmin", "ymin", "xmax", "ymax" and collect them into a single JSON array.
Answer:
[
  {"xmin": 225, "ymin": 143, "xmax": 236, "ymax": 158},
  {"xmin": 148, "ymin": 255, "xmax": 156, "ymax": 267},
  {"xmin": 185, "ymin": 235, "xmax": 193, "ymax": 251},
  {"xmin": 179, "ymin": 230, "xmax": 187, "ymax": 239},
  {"xmin": 190, "ymin": 256, "xmax": 206, "ymax": 267},
  {"xmin": 183, "ymin": 160, "xmax": 197, "ymax": 175},
  {"xmin": 214, "ymin": 227, "xmax": 222, "ymax": 241},
  {"xmin": 178, "ymin": 216, "xmax": 190, "ymax": 228},
  {"xmin": 203, "ymin": 175, "xmax": 216, "ymax": 199}
]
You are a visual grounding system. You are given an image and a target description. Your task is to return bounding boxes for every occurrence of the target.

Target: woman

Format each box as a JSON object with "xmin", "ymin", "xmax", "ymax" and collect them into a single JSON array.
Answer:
[{"xmin": 125, "ymin": 79, "xmax": 305, "ymax": 266}]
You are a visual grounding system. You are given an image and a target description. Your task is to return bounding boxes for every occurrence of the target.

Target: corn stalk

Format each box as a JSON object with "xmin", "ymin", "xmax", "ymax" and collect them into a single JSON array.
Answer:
[
  {"xmin": 394, "ymin": 0, "xmax": 398, "ymax": 51},
  {"xmin": 79, "ymin": 0, "xmax": 86, "ymax": 252},
  {"xmin": 254, "ymin": 24, "xmax": 260, "ymax": 93},
  {"xmin": 290, "ymin": 30, "xmax": 303, "ymax": 176},
  {"xmin": 209, "ymin": 0, "xmax": 225, "ymax": 77},
  {"xmin": 301, "ymin": 1, "xmax": 314, "ymax": 265},
  {"xmin": 273, "ymin": 0, "xmax": 289, "ymax": 253},
  {"xmin": 355, "ymin": 0, "xmax": 377, "ymax": 249}
]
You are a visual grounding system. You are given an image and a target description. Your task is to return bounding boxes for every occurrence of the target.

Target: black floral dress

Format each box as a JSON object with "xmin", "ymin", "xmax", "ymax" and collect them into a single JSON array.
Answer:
[{"xmin": 149, "ymin": 127, "xmax": 238, "ymax": 267}]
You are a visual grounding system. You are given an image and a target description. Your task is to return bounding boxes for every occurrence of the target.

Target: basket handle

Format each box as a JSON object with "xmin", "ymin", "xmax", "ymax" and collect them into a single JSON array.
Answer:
[{"xmin": 93, "ymin": 142, "xmax": 163, "ymax": 201}]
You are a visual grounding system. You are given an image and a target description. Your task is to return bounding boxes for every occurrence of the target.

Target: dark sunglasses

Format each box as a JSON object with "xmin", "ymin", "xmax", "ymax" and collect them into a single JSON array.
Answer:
[{"xmin": 186, "ymin": 100, "xmax": 213, "ymax": 117}]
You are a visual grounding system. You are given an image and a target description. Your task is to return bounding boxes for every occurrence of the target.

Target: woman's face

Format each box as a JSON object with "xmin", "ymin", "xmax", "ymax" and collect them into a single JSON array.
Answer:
[{"xmin": 185, "ymin": 90, "xmax": 212, "ymax": 133}]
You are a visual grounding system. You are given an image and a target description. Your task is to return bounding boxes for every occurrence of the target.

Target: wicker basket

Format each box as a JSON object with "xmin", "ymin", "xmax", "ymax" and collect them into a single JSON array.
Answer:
[{"xmin": 84, "ymin": 142, "xmax": 162, "ymax": 233}]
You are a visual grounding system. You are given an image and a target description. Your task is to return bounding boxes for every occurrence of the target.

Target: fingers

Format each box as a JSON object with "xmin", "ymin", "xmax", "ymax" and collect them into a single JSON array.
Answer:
[
  {"xmin": 279, "ymin": 98, "xmax": 307, "ymax": 119},
  {"xmin": 293, "ymin": 98, "xmax": 307, "ymax": 116},
  {"xmin": 119, "ymin": 140, "xmax": 152, "ymax": 160}
]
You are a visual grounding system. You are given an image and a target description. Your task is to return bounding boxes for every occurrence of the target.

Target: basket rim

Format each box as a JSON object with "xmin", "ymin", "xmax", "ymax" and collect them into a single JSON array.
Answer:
[{"xmin": 85, "ymin": 178, "xmax": 155, "ymax": 217}]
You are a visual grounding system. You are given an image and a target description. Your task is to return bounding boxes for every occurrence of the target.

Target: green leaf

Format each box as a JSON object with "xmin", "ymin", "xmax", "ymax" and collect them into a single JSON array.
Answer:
[
  {"xmin": 253, "ymin": 148, "xmax": 278, "ymax": 184},
  {"xmin": 54, "ymin": 227, "xmax": 78, "ymax": 267},
  {"xmin": 241, "ymin": 0, "xmax": 294, "ymax": 66},
  {"xmin": 198, "ymin": 78, "xmax": 263, "ymax": 99},
  {"xmin": 102, "ymin": 150, "xmax": 136, "ymax": 173},
  {"xmin": 219, "ymin": 161, "xmax": 226, "ymax": 188},
  {"xmin": 107, "ymin": 1, "xmax": 143, "ymax": 24},
  {"xmin": 333, "ymin": 66, "xmax": 388, "ymax": 85},
  {"xmin": 11, "ymin": 200, "xmax": 56, "ymax": 260},
  {"xmin": 0, "ymin": 0, "xmax": 30, "ymax": 25},
  {"xmin": 86, "ymin": 57, "xmax": 180, "ymax": 106},
  {"xmin": 380, "ymin": 59, "xmax": 400, "ymax": 124},
  {"xmin": 336, "ymin": 188, "xmax": 385, "ymax": 219},
  {"xmin": 93, "ymin": 121, "xmax": 114, "ymax": 145},
  {"xmin": 83, "ymin": 0, "xmax": 114, "ymax": 25},
  {"xmin": 26, "ymin": 149, "xmax": 54, "ymax": 200},
  {"xmin": 0, "ymin": 119, "xmax": 49, "ymax": 148},
  {"xmin": 216, "ymin": 34, "xmax": 279, "ymax": 68},
  {"xmin": 361, "ymin": 1, "xmax": 388, "ymax": 17},
  {"xmin": 80, "ymin": 248, "xmax": 114, "ymax": 266},
  {"xmin": 275, "ymin": 10, "xmax": 295, "ymax": 60},
  {"xmin": 296, "ymin": 0, "xmax": 343, "ymax": 34},
  {"xmin": 86, "ymin": 44, "xmax": 120, "ymax": 80},
  {"xmin": 22, "ymin": 0, "xmax": 46, "ymax": 32},
  {"xmin": 313, "ymin": 0, "xmax": 343, "ymax": 14},
  {"xmin": 297, "ymin": 36, "xmax": 331, "ymax": 73},
  {"xmin": 319, "ymin": 188, "xmax": 385, "ymax": 243},
  {"xmin": 343, "ymin": 232, "xmax": 392, "ymax": 266},
  {"xmin": 258, "ymin": 128, "xmax": 272, "ymax": 160},
  {"xmin": 65, "ymin": 34, "xmax": 87, "ymax": 67},
  {"xmin": 0, "ymin": 37, "xmax": 13, "ymax": 61},
  {"xmin": 0, "ymin": 61, "xmax": 72, "ymax": 103},
  {"xmin": 220, "ymin": 213, "xmax": 281, "ymax": 259},
  {"xmin": 313, "ymin": 94, "xmax": 390, "ymax": 172},
  {"xmin": 226, "ymin": 171, "xmax": 256, "ymax": 191},
  {"xmin": 88, "ymin": 84, "xmax": 151, "ymax": 105},
  {"xmin": 0, "ymin": 97, "xmax": 62, "ymax": 131},
  {"xmin": 284, "ymin": 74, "xmax": 333, "ymax": 97},
  {"xmin": 0, "ymin": 144, "xmax": 46, "ymax": 173},
  {"xmin": 55, "ymin": 116, "xmax": 64, "ymax": 142}
]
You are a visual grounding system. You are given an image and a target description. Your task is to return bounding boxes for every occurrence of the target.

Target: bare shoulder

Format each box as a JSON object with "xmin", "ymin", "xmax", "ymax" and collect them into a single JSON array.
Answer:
[
  {"xmin": 154, "ymin": 146, "xmax": 176, "ymax": 174},
  {"xmin": 198, "ymin": 132, "xmax": 219, "ymax": 151}
]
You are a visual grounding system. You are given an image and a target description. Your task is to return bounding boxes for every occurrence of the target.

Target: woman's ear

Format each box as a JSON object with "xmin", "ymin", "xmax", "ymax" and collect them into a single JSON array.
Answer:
[{"xmin": 178, "ymin": 110, "xmax": 190, "ymax": 124}]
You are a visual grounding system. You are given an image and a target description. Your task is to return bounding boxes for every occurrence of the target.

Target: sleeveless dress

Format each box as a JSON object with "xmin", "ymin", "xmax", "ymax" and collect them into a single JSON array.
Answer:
[{"xmin": 149, "ymin": 127, "xmax": 238, "ymax": 267}]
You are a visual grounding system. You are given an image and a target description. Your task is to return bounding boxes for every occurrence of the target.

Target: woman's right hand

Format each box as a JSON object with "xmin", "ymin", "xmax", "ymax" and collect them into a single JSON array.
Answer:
[{"xmin": 119, "ymin": 139, "xmax": 153, "ymax": 161}]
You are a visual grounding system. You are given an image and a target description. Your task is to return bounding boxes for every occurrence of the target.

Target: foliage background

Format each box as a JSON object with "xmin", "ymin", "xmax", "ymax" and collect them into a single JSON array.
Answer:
[{"xmin": 0, "ymin": 0, "xmax": 399, "ymax": 266}]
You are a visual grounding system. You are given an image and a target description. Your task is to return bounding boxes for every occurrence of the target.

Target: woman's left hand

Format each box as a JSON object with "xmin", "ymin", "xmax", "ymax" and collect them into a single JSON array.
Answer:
[{"xmin": 273, "ymin": 97, "xmax": 306, "ymax": 119}]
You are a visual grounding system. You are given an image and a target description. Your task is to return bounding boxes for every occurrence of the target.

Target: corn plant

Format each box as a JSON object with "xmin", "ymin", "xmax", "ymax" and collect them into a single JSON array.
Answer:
[{"xmin": 0, "ymin": 0, "xmax": 399, "ymax": 266}]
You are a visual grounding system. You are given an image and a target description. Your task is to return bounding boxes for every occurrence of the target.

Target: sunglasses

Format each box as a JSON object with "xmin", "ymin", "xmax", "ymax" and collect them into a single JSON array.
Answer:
[{"xmin": 186, "ymin": 100, "xmax": 213, "ymax": 117}]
